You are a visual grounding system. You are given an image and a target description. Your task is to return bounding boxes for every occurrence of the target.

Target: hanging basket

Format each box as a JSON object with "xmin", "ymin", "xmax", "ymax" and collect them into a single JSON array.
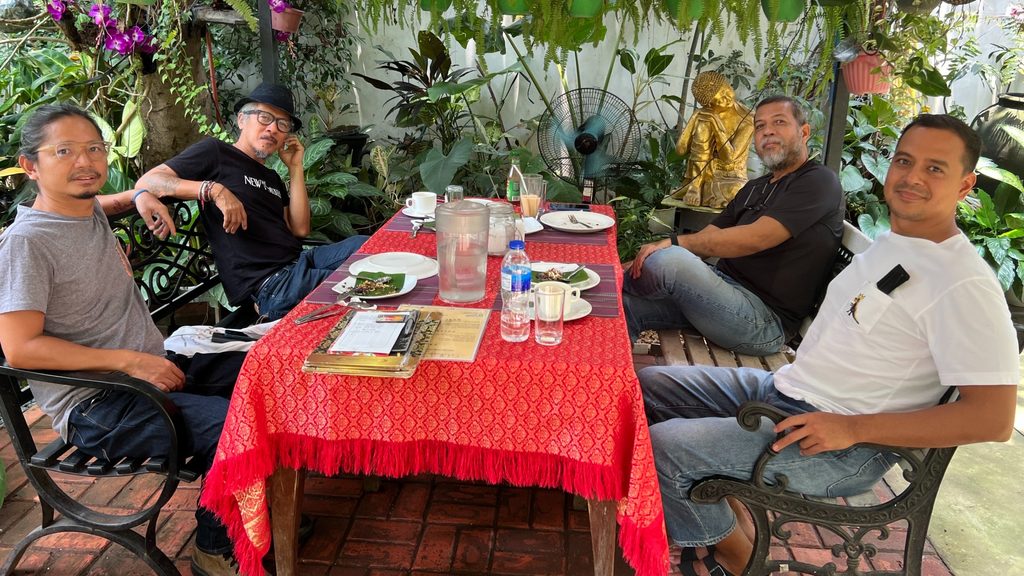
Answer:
[
  {"xmin": 568, "ymin": 0, "xmax": 603, "ymax": 17},
  {"xmin": 896, "ymin": 0, "xmax": 941, "ymax": 12},
  {"xmin": 664, "ymin": 0, "xmax": 704, "ymax": 20},
  {"xmin": 496, "ymin": 0, "xmax": 529, "ymax": 15},
  {"xmin": 420, "ymin": 0, "xmax": 453, "ymax": 9},
  {"xmin": 271, "ymin": 7, "xmax": 304, "ymax": 33},
  {"xmin": 941, "ymin": 0, "xmax": 976, "ymax": 5},
  {"xmin": 842, "ymin": 52, "xmax": 892, "ymax": 95},
  {"xmin": 760, "ymin": 0, "xmax": 805, "ymax": 22}
]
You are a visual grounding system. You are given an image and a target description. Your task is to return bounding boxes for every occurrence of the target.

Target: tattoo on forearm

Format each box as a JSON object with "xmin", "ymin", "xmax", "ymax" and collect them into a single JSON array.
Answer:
[{"xmin": 149, "ymin": 173, "xmax": 183, "ymax": 199}]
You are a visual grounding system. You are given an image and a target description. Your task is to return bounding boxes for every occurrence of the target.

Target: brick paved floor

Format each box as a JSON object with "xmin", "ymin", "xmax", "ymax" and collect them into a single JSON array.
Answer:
[{"xmin": 0, "ymin": 350, "xmax": 957, "ymax": 575}]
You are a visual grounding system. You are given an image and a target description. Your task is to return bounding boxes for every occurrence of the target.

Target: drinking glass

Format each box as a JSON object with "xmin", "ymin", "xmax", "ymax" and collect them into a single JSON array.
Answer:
[
  {"xmin": 520, "ymin": 174, "xmax": 547, "ymax": 218},
  {"xmin": 534, "ymin": 284, "xmax": 566, "ymax": 346}
]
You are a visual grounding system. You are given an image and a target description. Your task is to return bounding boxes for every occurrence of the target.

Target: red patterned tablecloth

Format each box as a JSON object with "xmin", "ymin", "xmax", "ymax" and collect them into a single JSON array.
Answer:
[{"xmin": 200, "ymin": 205, "xmax": 668, "ymax": 576}]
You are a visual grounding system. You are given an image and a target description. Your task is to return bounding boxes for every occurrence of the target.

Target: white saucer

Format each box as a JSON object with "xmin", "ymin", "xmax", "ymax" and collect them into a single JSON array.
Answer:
[
  {"xmin": 531, "ymin": 262, "xmax": 601, "ymax": 291},
  {"xmin": 523, "ymin": 217, "xmax": 543, "ymax": 235},
  {"xmin": 466, "ymin": 198, "xmax": 497, "ymax": 206},
  {"xmin": 539, "ymin": 211, "xmax": 614, "ymax": 233},
  {"xmin": 527, "ymin": 298, "xmax": 592, "ymax": 321},
  {"xmin": 332, "ymin": 274, "xmax": 417, "ymax": 300},
  {"xmin": 349, "ymin": 252, "xmax": 439, "ymax": 279},
  {"xmin": 402, "ymin": 206, "xmax": 436, "ymax": 218}
]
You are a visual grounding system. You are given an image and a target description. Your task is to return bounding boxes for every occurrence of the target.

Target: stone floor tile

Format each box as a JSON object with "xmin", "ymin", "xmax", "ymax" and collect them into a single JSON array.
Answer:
[
  {"xmin": 412, "ymin": 524, "xmax": 457, "ymax": 572},
  {"xmin": 530, "ymin": 490, "xmax": 566, "ymax": 530},
  {"xmin": 427, "ymin": 501, "xmax": 497, "ymax": 526},
  {"xmin": 452, "ymin": 527, "xmax": 494, "ymax": 571},
  {"xmin": 494, "ymin": 528, "xmax": 563, "ymax": 554}
]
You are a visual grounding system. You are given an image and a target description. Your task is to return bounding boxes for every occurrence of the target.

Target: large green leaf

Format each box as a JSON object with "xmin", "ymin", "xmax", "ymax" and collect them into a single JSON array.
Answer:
[
  {"xmin": 121, "ymin": 100, "xmax": 146, "ymax": 159},
  {"xmin": 302, "ymin": 139, "xmax": 335, "ymax": 172},
  {"xmin": 840, "ymin": 165, "xmax": 871, "ymax": 193},
  {"xmin": 861, "ymin": 153, "xmax": 890, "ymax": 186},
  {"xmin": 309, "ymin": 196, "xmax": 332, "ymax": 217},
  {"xmin": 328, "ymin": 210, "xmax": 357, "ymax": 237},
  {"xmin": 857, "ymin": 212, "xmax": 890, "ymax": 240},
  {"xmin": 618, "ymin": 49, "xmax": 637, "ymax": 74},
  {"xmin": 977, "ymin": 164, "xmax": 1024, "ymax": 194},
  {"xmin": 902, "ymin": 56, "xmax": 950, "ymax": 97},
  {"xmin": 346, "ymin": 182, "xmax": 386, "ymax": 197},
  {"xmin": 644, "ymin": 48, "xmax": 674, "ymax": 77},
  {"xmin": 419, "ymin": 138, "xmax": 473, "ymax": 194}
]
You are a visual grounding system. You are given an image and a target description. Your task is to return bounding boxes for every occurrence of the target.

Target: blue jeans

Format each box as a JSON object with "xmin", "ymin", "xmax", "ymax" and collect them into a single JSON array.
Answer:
[
  {"xmin": 639, "ymin": 365, "xmax": 901, "ymax": 547},
  {"xmin": 255, "ymin": 235, "xmax": 368, "ymax": 321},
  {"xmin": 67, "ymin": 352, "xmax": 245, "ymax": 554},
  {"xmin": 623, "ymin": 247, "xmax": 785, "ymax": 356}
]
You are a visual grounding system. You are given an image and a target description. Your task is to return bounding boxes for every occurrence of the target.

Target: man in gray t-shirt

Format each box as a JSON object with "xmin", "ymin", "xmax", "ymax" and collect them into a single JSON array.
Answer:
[{"xmin": 0, "ymin": 104, "xmax": 249, "ymax": 576}]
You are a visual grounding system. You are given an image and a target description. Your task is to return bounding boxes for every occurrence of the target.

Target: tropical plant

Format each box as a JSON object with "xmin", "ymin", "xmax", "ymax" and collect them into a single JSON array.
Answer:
[
  {"xmin": 266, "ymin": 138, "xmax": 386, "ymax": 241},
  {"xmin": 839, "ymin": 96, "xmax": 905, "ymax": 228}
]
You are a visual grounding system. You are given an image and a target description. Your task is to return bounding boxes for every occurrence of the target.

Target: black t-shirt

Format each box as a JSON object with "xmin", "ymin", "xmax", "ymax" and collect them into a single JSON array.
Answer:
[
  {"xmin": 711, "ymin": 160, "xmax": 845, "ymax": 338},
  {"xmin": 164, "ymin": 138, "xmax": 301, "ymax": 306}
]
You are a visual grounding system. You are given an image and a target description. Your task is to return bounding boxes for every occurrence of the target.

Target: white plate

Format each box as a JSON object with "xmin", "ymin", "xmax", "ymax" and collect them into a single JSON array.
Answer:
[
  {"xmin": 531, "ymin": 262, "xmax": 600, "ymax": 291},
  {"xmin": 523, "ymin": 217, "xmax": 543, "ymax": 235},
  {"xmin": 402, "ymin": 206, "xmax": 436, "ymax": 218},
  {"xmin": 527, "ymin": 298, "xmax": 593, "ymax": 322},
  {"xmin": 348, "ymin": 252, "xmax": 440, "ymax": 279},
  {"xmin": 332, "ymin": 274, "xmax": 418, "ymax": 300},
  {"xmin": 466, "ymin": 198, "xmax": 497, "ymax": 206},
  {"xmin": 539, "ymin": 211, "xmax": 615, "ymax": 234}
]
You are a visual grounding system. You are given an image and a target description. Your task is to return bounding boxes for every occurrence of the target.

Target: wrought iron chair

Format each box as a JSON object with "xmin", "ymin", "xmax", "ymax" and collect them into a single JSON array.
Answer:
[
  {"xmin": 690, "ymin": 393, "xmax": 958, "ymax": 576},
  {"xmin": 0, "ymin": 199, "xmax": 219, "ymax": 575}
]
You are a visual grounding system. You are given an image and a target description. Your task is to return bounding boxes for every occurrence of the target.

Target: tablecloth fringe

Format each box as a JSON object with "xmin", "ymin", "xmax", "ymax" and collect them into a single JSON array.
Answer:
[{"xmin": 201, "ymin": 434, "xmax": 665, "ymax": 575}]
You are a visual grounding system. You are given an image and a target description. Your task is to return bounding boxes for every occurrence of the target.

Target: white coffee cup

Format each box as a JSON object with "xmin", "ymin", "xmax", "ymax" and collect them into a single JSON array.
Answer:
[{"xmin": 406, "ymin": 191, "xmax": 437, "ymax": 215}]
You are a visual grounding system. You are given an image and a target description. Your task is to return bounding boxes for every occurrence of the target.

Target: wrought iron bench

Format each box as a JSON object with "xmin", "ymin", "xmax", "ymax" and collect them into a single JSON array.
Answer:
[
  {"xmin": 0, "ymin": 199, "xmax": 234, "ymax": 576},
  {"xmin": 656, "ymin": 222, "xmax": 961, "ymax": 575}
]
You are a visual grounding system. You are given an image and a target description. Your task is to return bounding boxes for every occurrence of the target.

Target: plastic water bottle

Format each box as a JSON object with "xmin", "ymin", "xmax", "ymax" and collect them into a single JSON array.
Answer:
[
  {"xmin": 505, "ymin": 151, "xmax": 524, "ymax": 203},
  {"xmin": 500, "ymin": 239, "xmax": 531, "ymax": 342}
]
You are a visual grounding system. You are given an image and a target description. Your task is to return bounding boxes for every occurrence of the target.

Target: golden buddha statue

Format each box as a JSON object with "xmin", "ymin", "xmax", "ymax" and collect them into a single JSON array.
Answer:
[{"xmin": 671, "ymin": 71, "xmax": 754, "ymax": 209}]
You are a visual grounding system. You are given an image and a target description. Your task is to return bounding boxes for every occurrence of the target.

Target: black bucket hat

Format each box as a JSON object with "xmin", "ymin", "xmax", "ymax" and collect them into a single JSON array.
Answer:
[{"xmin": 234, "ymin": 82, "xmax": 302, "ymax": 132}]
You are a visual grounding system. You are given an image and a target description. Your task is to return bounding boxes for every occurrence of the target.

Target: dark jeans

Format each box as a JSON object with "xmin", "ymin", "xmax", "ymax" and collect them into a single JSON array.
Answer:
[
  {"xmin": 254, "ymin": 236, "xmax": 368, "ymax": 321},
  {"xmin": 67, "ymin": 351, "xmax": 246, "ymax": 554}
]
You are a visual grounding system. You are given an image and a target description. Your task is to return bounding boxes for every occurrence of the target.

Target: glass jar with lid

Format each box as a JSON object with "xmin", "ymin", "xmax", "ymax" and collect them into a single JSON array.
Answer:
[{"xmin": 487, "ymin": 203, "xmax": 516, "ymax": 257}]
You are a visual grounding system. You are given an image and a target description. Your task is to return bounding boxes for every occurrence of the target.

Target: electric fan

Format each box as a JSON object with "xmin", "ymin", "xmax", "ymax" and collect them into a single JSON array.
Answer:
[{"xmin": 536, "ymin": 88, "xmax": 641, "ymax": 191}]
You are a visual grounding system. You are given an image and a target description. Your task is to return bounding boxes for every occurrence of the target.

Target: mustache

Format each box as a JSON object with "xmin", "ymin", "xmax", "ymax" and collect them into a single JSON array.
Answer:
[
  {"xmin": 69, "ymin": 169, "xmax": 102, "ymax": 180},
  {"xmin": 260, "ymin": 134, "xmax": 279, "ymax": 145}
]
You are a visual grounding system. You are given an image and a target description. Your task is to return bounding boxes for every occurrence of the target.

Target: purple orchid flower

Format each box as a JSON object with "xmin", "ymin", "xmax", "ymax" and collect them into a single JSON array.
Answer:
[
  {"xmin": 137, "ymin": 35, "xmax": 159, "ymax": 54},
  {"xmin": 128, "ymin": 26, "xmax": 146, "ymax": 45},
  {"xmin": 268, "ymin": 0, "xmax": 291, "ymax": 14},
  {"xmin": 46, "ymin": 0, "xmax": 65, "ymax": 21},
  {"xmin": 104, "ymin": 30, "xmax": 133, "ymax": 55},
  {"xmin": 88, "ymin": 3, "xmax": 112, "ymax": 26},
  {"xmin": 274, "ymin": 30, "xmax": 291, "ymax": 42}
]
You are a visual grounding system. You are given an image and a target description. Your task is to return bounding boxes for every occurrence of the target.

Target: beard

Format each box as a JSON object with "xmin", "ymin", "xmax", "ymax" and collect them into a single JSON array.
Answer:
[
  {"xmin": 72, "ymin": 190, "xmax": 101, "ymax": 199},
  {"xmin": 254, "ymin": 148, "xmax": 271, "ymax": 160},
  {"xmin": 758, "ymin": 139, "xmax": 802, "ymax": 172}
]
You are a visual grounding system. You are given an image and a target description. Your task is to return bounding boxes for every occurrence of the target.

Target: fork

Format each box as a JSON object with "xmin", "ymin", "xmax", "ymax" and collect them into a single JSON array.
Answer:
[
  {"xmin": 293, "ymin": 288, "xmax": 355, "ymax": 324},
  {"xmin": 568, "ymin": 214, "xmax": 594, "ymax": 228}
]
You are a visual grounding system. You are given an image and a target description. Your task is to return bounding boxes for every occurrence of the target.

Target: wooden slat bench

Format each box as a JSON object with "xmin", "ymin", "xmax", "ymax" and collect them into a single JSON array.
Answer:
[
  {"xmin": 0, "ymin": 199, "xmax": 234, "ymax": 576},
  {"xmin": 649, "ymin": 222, "xmax": 959, "ymax": 576}
]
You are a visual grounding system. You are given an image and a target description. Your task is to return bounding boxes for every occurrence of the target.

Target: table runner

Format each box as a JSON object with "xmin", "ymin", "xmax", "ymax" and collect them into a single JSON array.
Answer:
[{"xmin": 200, "ymin": 205, "xmax": 668, "ymax": 576}]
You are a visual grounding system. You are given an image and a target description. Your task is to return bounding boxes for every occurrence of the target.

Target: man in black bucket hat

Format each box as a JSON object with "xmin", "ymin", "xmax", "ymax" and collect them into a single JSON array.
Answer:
[{"xmin": 137, "ymin": 82, "xmax": 367, "ymax": 321}]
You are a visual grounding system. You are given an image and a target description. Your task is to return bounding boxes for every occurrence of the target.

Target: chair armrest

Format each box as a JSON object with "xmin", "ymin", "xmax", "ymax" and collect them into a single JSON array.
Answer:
[
  {"xmin": 736, "ymin": 401, "xmax": 931, "ymax": 490},
  {"xmin": 0, "ymin": 363, "xmax": 191, "ymax": 478}
]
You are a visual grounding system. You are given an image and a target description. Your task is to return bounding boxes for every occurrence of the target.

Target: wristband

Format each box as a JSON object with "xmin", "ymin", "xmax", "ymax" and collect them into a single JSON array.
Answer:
[
  {"xmin": 131, "ymin": 189, "xmax": 150, "ymax": 204},
  {"xmin": 669, "ymin": 234, "xmax": 679, "ymax": 246}
]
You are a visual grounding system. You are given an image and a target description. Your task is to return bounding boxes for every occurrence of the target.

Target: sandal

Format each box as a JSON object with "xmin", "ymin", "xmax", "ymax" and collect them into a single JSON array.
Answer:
[{"xmin": 678, "ymin": 548, "xmax": 735, "ymax": 576}]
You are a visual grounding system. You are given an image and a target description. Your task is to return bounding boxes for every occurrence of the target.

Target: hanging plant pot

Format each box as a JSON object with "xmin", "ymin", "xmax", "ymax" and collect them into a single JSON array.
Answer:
[
  {"xmin": 896, "ymin": 0, "xmax": 941, "ymax": 12},
  {"xmin": 941, "ymin": 0, "xmax": 976, "ymax": 4},
  {"xmin": 271, "ymin": 7, "xmax": 304, "ymax": 33},
  {"xmin": 842, "ymin": 52, "xmax": 892, "ymax": 95},
  {"xmin": 760, "ymin": 0, "xmax": 805, "ymax": 22},
  {"xmin": 420, "ymin": 0, "xmax": 453, "ymax": 9},
  {"xmin": 496, "ymin": 0, "xmax": 529, "ymax": 15},
  {"xmin": 663, "ymin": 0, "xmax": 704, "ymax": 20},
  {"xmin": 568, "ymin": 0, "xmax": 603, "ymax": 18}
]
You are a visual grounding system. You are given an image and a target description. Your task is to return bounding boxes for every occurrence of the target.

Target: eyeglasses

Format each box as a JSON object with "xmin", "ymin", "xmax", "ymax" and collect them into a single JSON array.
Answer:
[
  {"xmin": 241, "ymin": 110, "xmax": 293, "ymax": 133},
  {"xmin": 743, "ymin": 180, "xmax": 781, "ymax": 212},
  {"xmin": 35, "ymin": 141, "xmax": 111, "ymax": 162}
]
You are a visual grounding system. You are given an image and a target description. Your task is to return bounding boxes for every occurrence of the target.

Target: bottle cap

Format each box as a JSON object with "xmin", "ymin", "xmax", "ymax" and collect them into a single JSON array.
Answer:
[{"xmin": 508, "ymin": 240, "xmax": 525, "ymax": 250}]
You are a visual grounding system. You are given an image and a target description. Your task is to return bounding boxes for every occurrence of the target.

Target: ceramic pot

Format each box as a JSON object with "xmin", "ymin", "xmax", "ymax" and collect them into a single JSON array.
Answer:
[
  {"xmin": 270, "ymin": 7, "xmax": 303, "ymax": 33},
  {"xmin": 841, "ymin": 52, "xmax": 892, "ymax": 95}
]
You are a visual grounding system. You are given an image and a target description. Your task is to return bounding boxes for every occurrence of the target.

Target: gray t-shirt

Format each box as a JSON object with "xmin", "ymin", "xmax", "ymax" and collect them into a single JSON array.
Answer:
[{"xmin": 0, "ymin": 202, "xmax": 165, "ymax": 439}]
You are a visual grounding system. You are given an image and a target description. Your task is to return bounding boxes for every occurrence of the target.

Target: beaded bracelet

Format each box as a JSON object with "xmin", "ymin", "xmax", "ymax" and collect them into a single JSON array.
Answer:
[
  {"xmin": 198, "ymin": 180, "xmax": 213, "ymax": 207},
  {"xmin": 131, "ymin": 189, "xmax": 150, "ymax": 203}
]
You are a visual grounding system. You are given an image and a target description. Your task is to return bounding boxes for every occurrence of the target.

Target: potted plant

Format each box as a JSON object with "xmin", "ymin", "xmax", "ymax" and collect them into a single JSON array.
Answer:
[
  {"xmin": 269, "ymin": 0, "xmax": 303, "ymax": 33},
  {"xmin": 496, "ymin": 0, "xmax": 529, "ymax": 15},
  {"xmin": 568, "ymin": 0, "xmax": 603, "ymax": 18},
  {"xmin": 841, "ymin": 50, "xmax": 892, "ymax": 94},
  {"xmin": 760, "ymin": 0, "xmax": 806, "ymax": 22},
  {"xmin": 663, "ymin": 0, "xmax": 704, "ymax": 20}
]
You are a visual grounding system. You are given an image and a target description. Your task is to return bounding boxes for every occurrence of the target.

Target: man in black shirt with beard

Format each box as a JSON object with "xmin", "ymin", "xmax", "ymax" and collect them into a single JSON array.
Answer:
[
  {"xmin": 624, "ymin": 96, "xmax": 845, "ymax": 356},
  {"xmin": 137, "ymin": 83, "xmax": 367, "ymax": 320}
]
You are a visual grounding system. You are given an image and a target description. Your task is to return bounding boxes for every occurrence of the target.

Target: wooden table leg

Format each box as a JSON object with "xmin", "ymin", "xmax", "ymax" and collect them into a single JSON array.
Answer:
[
  {"xmin": 588, "ymin": 499, "xmax": 616, "ymax": 576},
  {"xmin": 269, "ymin": 467, "xmax": 306, "ymax": 576}
]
